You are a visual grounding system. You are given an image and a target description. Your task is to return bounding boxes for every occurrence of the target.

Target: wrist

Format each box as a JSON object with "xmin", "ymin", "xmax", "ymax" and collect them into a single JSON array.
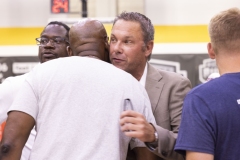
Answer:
[
  {"xmin": 145, "ymin": 123, "xmax": 158, "ymax": 150},
  {"xmin": 149, "ymin": 123, "xmax": 158, "ymax": 142}
]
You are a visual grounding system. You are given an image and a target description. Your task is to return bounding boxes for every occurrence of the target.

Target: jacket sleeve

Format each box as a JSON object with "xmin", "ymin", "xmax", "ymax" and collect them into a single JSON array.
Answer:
[{"xmin": 149, "ymin": 76, "xmax": 191, "ymax": 160}]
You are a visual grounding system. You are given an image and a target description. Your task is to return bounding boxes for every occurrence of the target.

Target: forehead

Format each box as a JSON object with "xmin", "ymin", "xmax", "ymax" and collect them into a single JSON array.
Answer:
[
  {"xmin": 111, "ymin": 20, "xmax": 143, "ymax": 39},
  {"xmin": 41, "ymin": 24, "xmax": 67, "ymax": 37}
]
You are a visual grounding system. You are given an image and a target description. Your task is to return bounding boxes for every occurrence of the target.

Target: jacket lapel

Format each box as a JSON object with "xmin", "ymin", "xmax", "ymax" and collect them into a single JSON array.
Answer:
[{"xmin": 145, "ymin": 63, "xmax": 163, "ymax": 113}]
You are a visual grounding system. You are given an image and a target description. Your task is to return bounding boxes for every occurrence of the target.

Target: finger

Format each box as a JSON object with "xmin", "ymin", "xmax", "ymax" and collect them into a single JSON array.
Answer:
[
  {"xmin": 119, "ymin": 117, "xmax": 137, "ymax": 126},
  {"xmin": 120, "ymin": 121, "xmax": 148, "ymax": 133},
  {"xmin": 123, "ymin": 130, "xmax": 145, "ymax": 140},
  {"xmin": 120, "ymin": 122, "xmax": 138, "ymax": 132},
  {"xmin": 120, "ymin": 110, "xmax": 142, "ymax": 119},
  {"xmin": 120, "ymin": 114, "xmax": 147, "ymax": 125}
]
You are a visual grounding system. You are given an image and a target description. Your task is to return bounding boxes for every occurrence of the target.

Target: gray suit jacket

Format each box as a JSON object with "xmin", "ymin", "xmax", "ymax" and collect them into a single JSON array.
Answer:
[{"xmin": 145, "ymin": 63, "xmax": 191, "ymax": 160}]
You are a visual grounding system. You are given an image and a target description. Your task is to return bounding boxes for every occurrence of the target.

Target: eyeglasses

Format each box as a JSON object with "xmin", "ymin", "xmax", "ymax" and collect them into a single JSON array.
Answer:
[{"xmin": 35, "ymin": 37, "xmax": 69, "ymax": 46}]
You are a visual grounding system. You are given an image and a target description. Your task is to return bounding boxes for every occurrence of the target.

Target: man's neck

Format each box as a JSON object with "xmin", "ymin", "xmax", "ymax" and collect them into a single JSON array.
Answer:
[
  {"xmin": 131, "ymin": 63, "xmax": 147, "ymax": 81},
  {"xmin": 217, "ymin": 54, "xmax": 240, "ymax": 75},
  {"xmin": 133, "ymin": 72, "xmax": 143, "ymax": 81}
]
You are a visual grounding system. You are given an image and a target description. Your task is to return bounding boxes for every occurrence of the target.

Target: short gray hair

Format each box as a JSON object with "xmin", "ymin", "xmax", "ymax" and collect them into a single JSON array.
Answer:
[{"xmin": 113, "ymin": 11, "xmax": 154, "ymax": 44}]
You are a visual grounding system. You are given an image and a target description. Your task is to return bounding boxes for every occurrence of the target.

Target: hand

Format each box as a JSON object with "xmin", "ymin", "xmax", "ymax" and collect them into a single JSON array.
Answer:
[{"xmin": 120, "ymin": 110, "xmax": 156, "ymax": 142}]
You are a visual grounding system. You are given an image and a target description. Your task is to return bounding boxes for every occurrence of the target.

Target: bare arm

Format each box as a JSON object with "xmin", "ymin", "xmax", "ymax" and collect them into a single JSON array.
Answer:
[
  {"xmin": 0, "ymin": 111, "xmax": 34, "ymax": 160},
  {"xmin": 186, "ymin": 151, "xmax": 213, "ymax": 160}
]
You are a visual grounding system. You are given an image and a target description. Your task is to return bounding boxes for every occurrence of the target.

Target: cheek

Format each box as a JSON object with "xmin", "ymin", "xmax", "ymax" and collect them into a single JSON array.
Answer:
[
  {"xmin": 124, "ymin": 47, "xmax": 138, "ymax": 58},
  {"xmin": 109, "ymin": 45, "xmax": 114, "ymax": 55},
  {"xmin": 109, "ymin": 49, "xmax": 115, "ymax": 58},
  {"xmin": 58, "ymin": 46, "xmax": 68, "ymax": 56},
  {"xmin": 38, "ymin": 47, "xmax": 43, "ymax": 56},
  {"xmin": 128, "ymin": 48, "xmax": 144, "ymax": 61}
]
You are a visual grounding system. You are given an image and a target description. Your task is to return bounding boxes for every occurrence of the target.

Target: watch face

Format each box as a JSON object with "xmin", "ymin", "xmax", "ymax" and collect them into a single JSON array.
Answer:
[{"xmin": 154, "ymin": 130, "xmax": 158, "ymax": 142}]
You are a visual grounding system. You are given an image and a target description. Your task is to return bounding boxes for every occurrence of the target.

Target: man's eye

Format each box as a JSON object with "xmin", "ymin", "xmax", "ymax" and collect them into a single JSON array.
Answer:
[
  {"xmin": 110, "ymin": 38, "xmax": 116, "ymax": 43},
  {"xmin": 54, "ymin": 38, "xmax": 62, "ymax": 44},
  {"xmin": 125, "ymin": 40, "xmax": 131, "ymax": 44},
  {"xmin": 40, "ymin": 38, "xmax": 48, "ymax": 44}
]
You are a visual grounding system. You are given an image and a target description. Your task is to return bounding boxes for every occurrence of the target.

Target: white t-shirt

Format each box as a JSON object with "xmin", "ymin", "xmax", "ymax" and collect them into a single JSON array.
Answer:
[
  {"xmin": 9, "ymin": 56, "xmax": 155, "ymax": 160},
  {"xmin": 0, "ymin": 74, "xmax": 27, "ymax": 123},
  {"xmin": 0, "ymin": 73, "xmax": 36, "ymax": 160}
]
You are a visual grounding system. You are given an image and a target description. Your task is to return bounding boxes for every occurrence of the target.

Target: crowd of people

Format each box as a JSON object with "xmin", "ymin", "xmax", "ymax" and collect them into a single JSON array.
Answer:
[{"xmin": 0, "ymin": 7, "xmax": 239, "ymax": 160}]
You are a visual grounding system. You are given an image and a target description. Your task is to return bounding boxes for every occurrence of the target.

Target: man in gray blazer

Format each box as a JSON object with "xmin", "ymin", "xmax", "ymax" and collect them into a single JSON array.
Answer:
[{"xmin": 110, "ymin": 12, "xmax": 191, "ymax": 160}]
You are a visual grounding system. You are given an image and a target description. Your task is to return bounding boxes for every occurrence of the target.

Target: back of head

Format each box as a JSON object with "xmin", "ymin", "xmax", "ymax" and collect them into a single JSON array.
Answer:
[
  {"xmin": 68, "ymin": 19, "xmax": 110, "ymax": 62},
  {"xmin": 209, "ymin": 7, "xmax": 240, "ymax": 53}
]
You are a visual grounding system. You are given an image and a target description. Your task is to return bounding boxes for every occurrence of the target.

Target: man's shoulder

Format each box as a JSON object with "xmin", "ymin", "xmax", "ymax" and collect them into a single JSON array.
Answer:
[
  {"xmin": 187, "ymin": 78, "xmax": 223, "ymax": 98},
  {"xmin": 2, "ymin": 73, "xmax": 28, "ymax": 87},
  {"xmin": 148, "ymin": 63, "xmax": 189, "ymax": 82}
]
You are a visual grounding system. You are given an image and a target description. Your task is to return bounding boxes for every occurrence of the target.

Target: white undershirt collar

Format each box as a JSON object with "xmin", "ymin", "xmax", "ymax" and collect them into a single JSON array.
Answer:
[{"xmin": 139, "ymin": 63, "xmax": 148, "ymax": 87}]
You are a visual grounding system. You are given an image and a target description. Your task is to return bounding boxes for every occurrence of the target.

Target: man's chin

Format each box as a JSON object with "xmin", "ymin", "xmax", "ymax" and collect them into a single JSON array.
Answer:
[
  {"xmin": 42, "ymin": 58, "xmax": 55, "ymax": 63},
  {"xmin": 113, "ymin": 64, "xmax": 126, "ymax": 71}
]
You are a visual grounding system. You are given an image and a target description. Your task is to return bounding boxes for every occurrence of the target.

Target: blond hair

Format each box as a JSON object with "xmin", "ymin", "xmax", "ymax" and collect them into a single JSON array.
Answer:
[{"xmin": 209, "ymin": 7, "xmax": 240, "ymax": 53}]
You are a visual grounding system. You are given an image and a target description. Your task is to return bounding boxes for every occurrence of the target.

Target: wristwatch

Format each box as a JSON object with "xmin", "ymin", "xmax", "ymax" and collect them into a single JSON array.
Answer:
[
  {"xmin": 145, "ymin": 125, "xmax": 158, "ymax": 150},
  {"xmin": 153, "ymin": 129, "xmax": 158, "ymax": 142}
]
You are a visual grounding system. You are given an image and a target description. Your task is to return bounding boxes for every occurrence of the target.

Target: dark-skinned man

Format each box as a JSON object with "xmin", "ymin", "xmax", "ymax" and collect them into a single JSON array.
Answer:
[
  {"xmin": 0, "ymin": 21, "xmax": 70, "ymax": 160},
  {"xmin": 0, "ymin": 19, "xmax": 156, "ymax": 160},
  {"xmin": 67, "ymin": 19, "xmax": 110, "ymax": 63}
]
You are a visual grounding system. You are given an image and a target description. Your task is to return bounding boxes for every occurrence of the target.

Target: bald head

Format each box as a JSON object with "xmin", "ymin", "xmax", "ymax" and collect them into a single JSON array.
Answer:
[{"xmin": 68, "ymin": 19, "xmax": 110, "ymax": 62}]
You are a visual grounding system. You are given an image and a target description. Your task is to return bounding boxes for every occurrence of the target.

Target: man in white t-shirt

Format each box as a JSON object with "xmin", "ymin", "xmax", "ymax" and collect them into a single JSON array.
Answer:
[
  {"xmin": 0, "ymin": 21, "xmax": 70, "ymax": 160},
  {"xmin": 1, "ymin": 57, "xmax": 155, "ymax": 160},
  {"xmin": 0, "ymin": 19, "xmax": 155, "ymax": 159}
]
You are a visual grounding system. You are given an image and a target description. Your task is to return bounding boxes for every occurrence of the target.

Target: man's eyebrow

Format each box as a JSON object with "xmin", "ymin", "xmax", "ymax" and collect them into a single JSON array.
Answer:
[
  {"xmin": 125, "ymin": 36, "xmax": 134, "ymax": 39},
  {"xmin": 110, "ymin": 34, "xmax": 133, "ymax": 39},
  {"xmin": 110, "ymin": 34, "xmax": 116, "ymax": 37},
  {"xmin": 40, "ymin": 35, "xmax": 63, "ymax": 38}
]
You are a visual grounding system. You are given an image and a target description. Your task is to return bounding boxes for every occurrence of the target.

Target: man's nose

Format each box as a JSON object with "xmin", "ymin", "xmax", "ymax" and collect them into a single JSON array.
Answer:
[
  {"xmin": 44, "ymin": 40, "xmax": 55, "ymax": 48},
  {"xmin": 111, "ymin": 42, "xmax": 122, "ymax": 54}
]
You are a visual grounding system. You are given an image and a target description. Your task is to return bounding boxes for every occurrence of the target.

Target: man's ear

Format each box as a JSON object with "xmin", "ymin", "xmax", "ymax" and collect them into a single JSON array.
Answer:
[
  {"xmin": 104, "ymin": 36, "xmax": 109, "ymax": 51},
  {"xmin": 104, "ymin": 36, "xmax": 111, "ymax": 63},
  {"xmin": 207, "ymin": 43, "xmax": 215, "ymax": 59},
  {"xmin": 67, "ymin": 46, "xmax": 73, "ymax": 56},
  {"xmin": 145, "ymin": 40, "xmax": 154, "ymax": 58}
]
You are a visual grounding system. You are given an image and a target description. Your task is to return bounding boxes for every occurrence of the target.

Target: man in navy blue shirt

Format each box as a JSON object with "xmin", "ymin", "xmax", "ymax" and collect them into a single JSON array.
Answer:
[{"xmin": 175, "ymin": 7, "xmax": 240, "ymax": 160}]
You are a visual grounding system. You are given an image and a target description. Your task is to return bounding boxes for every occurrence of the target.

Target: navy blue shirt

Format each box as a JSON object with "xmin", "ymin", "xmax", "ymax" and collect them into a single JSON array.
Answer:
[{"xmin": 175, "ymin": 73, "xmax": 240, "ymax": 160}]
